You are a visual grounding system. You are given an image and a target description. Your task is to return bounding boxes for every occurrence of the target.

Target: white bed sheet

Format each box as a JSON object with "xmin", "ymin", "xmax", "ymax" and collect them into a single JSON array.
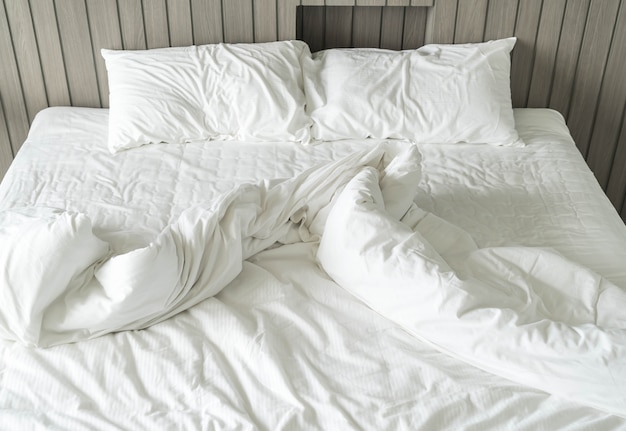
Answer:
[{"xmin": 0, "ymin": 107, "xmax": 625, "ymax": 429}]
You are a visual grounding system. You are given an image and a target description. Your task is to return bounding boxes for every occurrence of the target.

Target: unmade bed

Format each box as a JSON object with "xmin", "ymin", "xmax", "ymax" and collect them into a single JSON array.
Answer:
[{"xmin": 0, "ymin": 38, "xmax": 625, "ymax": 430}]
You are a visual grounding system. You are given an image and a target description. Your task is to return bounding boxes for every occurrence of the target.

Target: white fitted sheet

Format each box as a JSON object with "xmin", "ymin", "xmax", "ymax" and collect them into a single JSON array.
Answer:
[{"xmin": 0, "ymin": 107, "xmax": 625, "ymax": 429}]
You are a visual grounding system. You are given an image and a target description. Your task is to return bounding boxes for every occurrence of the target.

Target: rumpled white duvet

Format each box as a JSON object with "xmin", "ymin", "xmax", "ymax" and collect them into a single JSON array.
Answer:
[{"xmin": 1, "ymin": 141, "xmax": 625, "ymax": 418}]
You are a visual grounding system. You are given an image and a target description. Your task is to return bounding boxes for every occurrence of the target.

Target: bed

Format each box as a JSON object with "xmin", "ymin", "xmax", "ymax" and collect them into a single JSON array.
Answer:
[{"xmin": 0, "ymin": 37, "xmax": 625, "ymax": 430}]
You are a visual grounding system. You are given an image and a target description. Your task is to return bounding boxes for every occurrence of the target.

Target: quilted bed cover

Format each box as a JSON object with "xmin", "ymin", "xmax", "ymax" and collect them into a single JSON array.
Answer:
[{"xmin": 1, "ymin": 107, "xmax": 626, "ymax": 430}]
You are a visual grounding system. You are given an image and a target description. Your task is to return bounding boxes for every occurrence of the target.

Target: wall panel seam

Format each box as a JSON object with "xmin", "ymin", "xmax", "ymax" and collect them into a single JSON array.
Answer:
[
  {"xmin": 563, "ymin": 0, "xmax": 592, "ymax": 124},
  {"xmin": 27, "ymin": 0, "xmax": 49, "ymax": 108},
  {"xmin": 586, "ymin": 0, "xmax": 623, "ymax": 163},
  {"xmin": 188, "ymin": 0, "xmax": 195, "ymax": 45},
  {"xmin": 84, "ymin": 0, "xmax": 104, "ymax": 107},
  {"xmin": 544, "ymin": 2, "xmax": 567, "ymax": 110},
  {"xmin": 3, "ymin": 0, "xmax": 30, "ymax": 126},
  {"xmin": 0, "ymin": 96, "xmax": 14, "ymax": 159},
  {"xmin": 523, "ymin": 0, "xmax": 544, "ymax": 107},
  {"xmin": 52, "ymin": 0, "xmax": 73, "ymax": 105}
]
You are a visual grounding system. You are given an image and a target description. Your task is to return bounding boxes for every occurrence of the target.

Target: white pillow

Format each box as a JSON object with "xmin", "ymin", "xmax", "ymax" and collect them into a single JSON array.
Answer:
[
  {"xmin": 303, "ymin": 37, "xmax": 522, "ymax": 146},
  {"xmin": 102, "ymin": 40, "xmax": 312, "ymax": 153}
]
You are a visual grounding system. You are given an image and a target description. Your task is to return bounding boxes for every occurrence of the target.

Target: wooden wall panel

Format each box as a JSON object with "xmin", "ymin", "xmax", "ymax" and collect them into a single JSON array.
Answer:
[
  {"xmin": 255, "ymin": 0, "xmax": 279, "ymax": 43},
  {"xmin": 549, "ymin": 0, "xmax": 590, "ymax": 118},
  {"xmin": 353, "ymin": 7, "xmax": 383, "ymax": 48},
  {"xmin": 142, "ymin": 0, "xmax": 170, "ymax": 48},
  {"xmin": 4, "ymin": 1, "xmax": 48, "ymax": 121},
  {"xmin": 454, "ymin": 0, "xmax": 488, "ymax": 43},
  {"xmin": 424, "ymin": 0, "xmax": 456, "ymax": 44},
  {"xmin": 0, "ymin": 100, "xmax": 13, "ymax": 181},
  {"xmin": 118, "ymin": 0, "xmax": 146, "ymax": 50},
  {"xmin": 567, "ymin": 0, "xmax": 621, "ymax": 157},
  {"xmin": 483, "ymin": 0, "xmax": 518, "ymax": 41},
  {"xmin": 30, "ymin": 0, "xmax": 71, "ymax": 106},
  {"xmin": 86, "ymin": 0, "xmax": 123, "ymax": 108},
  {"xmin": 223, "ymin": 0, "xmax": 255, "ymax": 43},
  {"xmin": 191, "ymin": 0, "xmax": 223, "ymax": 45},
  {"xmin": 0, "ymin": 0, "xmax": 625, "ymax": 221},
  {"xmin": 167, "ymin": 0, "xmax": 194, "ymax": 46},
  {"xmin": 402, "ymin": 6, "xmax": 427, "ymax": 49},
  {"xmin": 586, "ymin": 0, "xmax": 626, "ymax": 189},
  {"xmin": 325, "ymin": 7, "xmax": 353, "ymax": 48},
  {"xmin": 56, "ymin": 0, "xmax": 101, "ymax": 107},
  {"xmin": 0, "ymin": 0, "xmax": 31, "ymax": 154},
  {"xmin": 526, "ymin": 0, "xmax": 567, "ymax": 108},
  {"xmin": 509, "ymin": 0, "xmax": 542, "ymax": 108},
  {"xmin": 380, "ymin": 7, "xmax": 406, "ymax": 50}
]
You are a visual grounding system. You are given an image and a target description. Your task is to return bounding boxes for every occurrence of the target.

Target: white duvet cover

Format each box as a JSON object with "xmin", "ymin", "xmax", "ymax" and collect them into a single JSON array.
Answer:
[{"xmin": 1, "ymin": 107, "xmax": 626, "ymax": 429}]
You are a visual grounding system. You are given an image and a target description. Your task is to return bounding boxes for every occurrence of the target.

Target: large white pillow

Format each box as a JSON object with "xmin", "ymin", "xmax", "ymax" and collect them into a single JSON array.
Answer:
[
  {"xmin": 303, "ymin": 37, "xmax": 522, "ymax": 146},
  {"xmin": 102, "ymin": 40, "xmax": 312, "ymax": 153}
]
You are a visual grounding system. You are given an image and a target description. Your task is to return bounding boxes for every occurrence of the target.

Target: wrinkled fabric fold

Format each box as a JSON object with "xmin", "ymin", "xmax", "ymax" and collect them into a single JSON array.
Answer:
[
  {"xmin": 0, "ymin": 143, "xmax": 417, "ymax": 347},
  {"xmin": 317, "ymin": 166, "xmax": 626, "ymax": 418}
]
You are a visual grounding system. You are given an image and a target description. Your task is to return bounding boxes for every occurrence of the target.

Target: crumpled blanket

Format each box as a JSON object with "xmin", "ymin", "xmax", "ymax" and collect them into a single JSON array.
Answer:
[
  {"xmin": 1, "ymin": 141, "xmax": 625, "ymax": 418},
  {"xmin": 318, "ymin": 164, "xmax": 626, "ymax": 418},
  {"xmin": 0, "ymin": 143, "xmax": 416, "ymax": 347}
]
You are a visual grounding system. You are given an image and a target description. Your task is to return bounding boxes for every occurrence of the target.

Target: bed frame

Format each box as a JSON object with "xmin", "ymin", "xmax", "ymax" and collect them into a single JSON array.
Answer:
[{"xmin": 0, "ymin": 0, "xmax": 625, "ymax": 221}]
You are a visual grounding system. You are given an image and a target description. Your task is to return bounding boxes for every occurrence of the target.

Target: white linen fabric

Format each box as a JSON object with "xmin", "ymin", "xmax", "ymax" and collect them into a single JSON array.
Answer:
[
  {"xmin": 102, "ymin": 40, "xmax": 311, "ymax": 152},
  {"xmin": 1, "ymin": 107, "xmax": 626, "ymax": 429},
  {"xmin": 318, "ymin": 166, "xmax": 626, "ymax": 417},
  {"xmin": 0, "ymin": 144, "xmax": 414, "ymax": 347},
  {"xmin": 303, "ymin": 38, "xmax": 522, "ymax": 146}
]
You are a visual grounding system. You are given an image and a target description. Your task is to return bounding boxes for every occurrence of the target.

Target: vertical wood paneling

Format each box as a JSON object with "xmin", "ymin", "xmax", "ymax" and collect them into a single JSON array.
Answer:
[
  {"xmin": 353, "ymin": 7, "xmax": 382, "ymax": 48},
  {"xmin": 55, "ymin": 0, "xmax": 101, "ymax": 107},
  {"xmin": 118, "ymin": 0, "xmax": 146, "ymax": 50},
  {"xmin": 167, "ymin": 0, "xmax": 194, "ymax": 46},
  {"xmin": 277, "ymin": 0, "xmax": 299, "ymax": 40},
  {"xmin": 30, "ymin": 0, "xmax": 71, "ymax": 106},
  {"xmin": 325, "ymin": 6, "xmax": 352, "ymax": 48},
  {"xmin": 0, "ymin": 100, "xmax": 14, "ymax": 180},
  {"xmin": 302, "ymin": 6, "xmax": 325, "ymax": 51},
  {"xmin": 388, "ymin": 0, "xmax": 410, "ymax": 5},
  {"xmin": 609, "ymin": 109, "xmax": 626, "ymax": 215},
  {"xmin": 548, "ymin": 0, "xmax": 589, "ymax": 118},
  {"xmin": 0, "ymin": 0, "xmax": 30, "ymax": 154},
  {"xmin": 608, "ymin": 110, "xmax": 626, "ymax": 214},
  {"xmin": 4, "ymin": 1, "xmax": 48, "ymax": 121},
  {"xmin": 483, "ymin": 0, "xmax": 518, "ymax": 41},
  {"xmin": 223, "ymin": 0, "xmax": 255, "ymax": 43},
  {"xmin": 424, "ymin": 0, "xmax": 457, "ymax": 44},
  {"xmin": 191, "ymin": 0, "xmax": 223, "ymax": 45},
  {"xmin": 526, "ymin": 0, "xmax": 567, "ymax": 108},
  {"xmin": 380, "ymin": 7, "xmax": 405, "ymax": 50},
  {"xmin": 586, "ymin": 0, "xmax": 626, "ymax": 189},
  {"xmin": 454, "ymin": 0, "xmax": 488, "ymax": 43},
  {"xmin": 86, "ymin": 0, "xmax": 123, "ymax": 108},
  {"xmin": 254, "ymin": 0, "xmax": 278, "ymax": 42},
  {"xmin": 142, "ymin": 0, "xmax": 170, "ymax": 48},
  {"xmin": 402, "ymin": 6, "xmax": 427, "ymax": 49},
  {"xmin": 510, "ymin": 0, "xmax": 542, "ymax": 108},
  {"xmin": 566, "ymin": 0, "xmax": 620, "ymax": 157}
]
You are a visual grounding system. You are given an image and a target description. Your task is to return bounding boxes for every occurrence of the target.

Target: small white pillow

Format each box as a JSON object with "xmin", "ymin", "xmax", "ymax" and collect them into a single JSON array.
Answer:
[
  {"xmin": 102, "ymin": 40, "xmax": 312, "ymax": 153},
  {"xmin": 303, "ymin": 37, "xmax": 522, "ymax": 146}
]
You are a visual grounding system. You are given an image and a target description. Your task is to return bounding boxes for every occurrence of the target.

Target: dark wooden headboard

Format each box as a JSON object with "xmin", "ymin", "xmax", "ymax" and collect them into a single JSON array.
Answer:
[
  {"xmin": 296, "ymin": 3, "xmax": 626, "ymax": 222},
  {"xmin": 0, "ymin": 1, "xmax": 625, "ymax": 221}
]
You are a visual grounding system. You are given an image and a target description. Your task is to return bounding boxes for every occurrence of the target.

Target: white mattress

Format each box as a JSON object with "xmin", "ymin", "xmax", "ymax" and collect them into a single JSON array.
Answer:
[{"xmin": 0, "ymin": 107, "xmax": 625, "ymax": 429}]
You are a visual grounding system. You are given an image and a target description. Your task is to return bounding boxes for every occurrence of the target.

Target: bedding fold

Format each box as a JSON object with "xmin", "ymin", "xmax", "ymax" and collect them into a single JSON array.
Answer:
[
  {"xmin": 317, "ymin": 166, "xmax": 626, "ymax": 418},
  {"xmin": 0, "ymin": 143, "xmax": 417, "ymax": 347},
  {"xmin": 2, "ymin": 137, "xmax": 625, "ymax": 418}
]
